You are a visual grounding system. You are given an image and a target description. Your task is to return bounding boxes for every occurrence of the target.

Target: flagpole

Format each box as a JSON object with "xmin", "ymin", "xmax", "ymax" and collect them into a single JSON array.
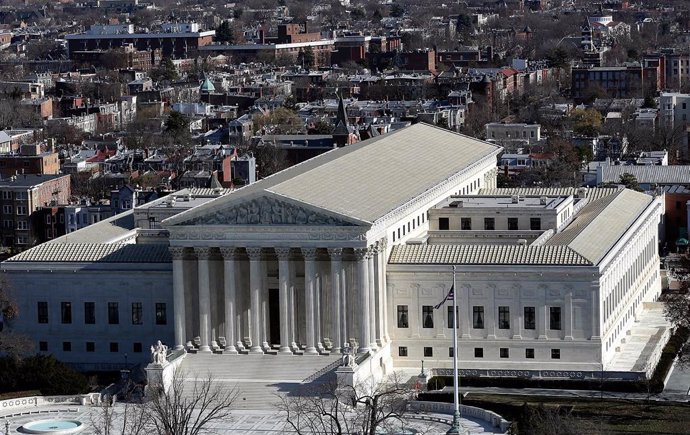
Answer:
[{"xmin": 446, "ymin": 264, "xmax": 464, "ymax": 434}]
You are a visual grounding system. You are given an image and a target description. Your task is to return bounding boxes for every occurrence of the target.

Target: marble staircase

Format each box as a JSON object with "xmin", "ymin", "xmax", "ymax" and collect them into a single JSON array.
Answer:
[{"xmin": 178, "ymin": 353, "xmax": 341, "ymax": 410}]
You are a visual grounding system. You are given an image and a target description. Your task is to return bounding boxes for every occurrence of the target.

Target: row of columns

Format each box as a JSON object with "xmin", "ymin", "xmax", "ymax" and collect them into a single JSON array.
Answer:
[{"xmin": 170, "ymin": 243, "xmax": 389, "ymax": 355}]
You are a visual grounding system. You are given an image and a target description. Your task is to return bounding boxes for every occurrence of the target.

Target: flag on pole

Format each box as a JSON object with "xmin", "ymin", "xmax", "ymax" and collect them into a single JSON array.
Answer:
[{"xmin": 434, "ymin": 285, "xmax": 454, "ymax": 309}]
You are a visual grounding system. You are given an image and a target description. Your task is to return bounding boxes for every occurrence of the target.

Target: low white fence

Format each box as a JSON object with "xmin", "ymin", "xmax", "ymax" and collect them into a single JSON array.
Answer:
[
  {"xmin": 407, "ymin": 400, "xmax": 511, "ymax": 433},
  {"xmin": 0, "ymin": 393, "xmax": 102, "ymax": 414}
]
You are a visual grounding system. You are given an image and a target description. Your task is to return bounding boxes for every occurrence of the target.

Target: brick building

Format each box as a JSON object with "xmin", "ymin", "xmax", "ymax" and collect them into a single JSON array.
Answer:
[{"xmin": 0, "ymin": 174, "xmax": 70, "ymax": 250}]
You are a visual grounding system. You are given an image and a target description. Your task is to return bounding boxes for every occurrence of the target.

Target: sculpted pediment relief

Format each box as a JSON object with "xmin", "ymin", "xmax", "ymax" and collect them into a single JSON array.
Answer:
[{"xmin": 180, "ymin": 195, "xmax": 359, "ymax": 227}]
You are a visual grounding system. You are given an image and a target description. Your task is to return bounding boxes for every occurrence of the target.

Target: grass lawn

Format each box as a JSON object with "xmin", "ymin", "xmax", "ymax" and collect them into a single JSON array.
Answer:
[{"xmin": 463, "ymin": 393, "xmax": 690, "ymax": 434}]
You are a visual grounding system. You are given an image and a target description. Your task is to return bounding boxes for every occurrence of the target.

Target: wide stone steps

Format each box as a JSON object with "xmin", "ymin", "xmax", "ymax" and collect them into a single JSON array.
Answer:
[{"xmin": 178, "ymin": 353, "xmax": 341, "ymax": 410}]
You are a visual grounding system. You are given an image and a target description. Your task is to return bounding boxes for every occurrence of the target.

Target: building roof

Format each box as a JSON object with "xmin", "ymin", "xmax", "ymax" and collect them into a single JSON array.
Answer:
[
  {"xmin": 47, "ymin": 210, "xmax": 135, "ymax": 244},
  {"xmin": 544, "ymin": 189, "xmax": 652, "ymax": 263},
  {"xmin": 5, "ymin": 243, "xmax": 171, "ymax": 263},
  {"xmin": 479, "ymin": 187, "xmax": 621, "ymax": 201},
  {"xmin": 389, "ymin": 244, "xmax": 592, "ymax": 266},
  {"xmin": 0, "ymin": 173, "xmax": 68, "ymax": 188},
  {"xmin": 410, "ymin": 187, "xmax": 655, "ymax": 266},
  {"xmin": 600, "ymin": 165, "xmax": 690, "ymax": 185},
  {"xmin": 165, "ymin": 123, "xmax": 502, "ymax": 225}
]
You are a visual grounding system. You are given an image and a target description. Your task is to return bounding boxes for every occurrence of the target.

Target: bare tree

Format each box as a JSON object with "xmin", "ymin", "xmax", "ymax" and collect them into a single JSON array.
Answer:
[
  {"xmin": 0, "ymin": 281, "xmax": 33, "ymax": 358},
  {"xmin": 279, "ymin": 372, "xmax": 417, "ymax": 435},
  {"xmin": 146, "ymin": 368, "xmax": 239, "ymax": 435},
  {"xmin": 90, "ymin": 396, "xmax": 149, "ymax": 435}
]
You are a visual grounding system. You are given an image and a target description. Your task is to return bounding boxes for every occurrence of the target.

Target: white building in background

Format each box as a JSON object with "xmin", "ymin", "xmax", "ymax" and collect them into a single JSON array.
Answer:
[{"xmin": 1, "ymin": 124, "xmax": 668, "ymax": 382}]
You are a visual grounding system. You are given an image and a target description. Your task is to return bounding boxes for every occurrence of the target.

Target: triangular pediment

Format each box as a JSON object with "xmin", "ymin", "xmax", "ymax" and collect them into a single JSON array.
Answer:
[{"xmin": 176, "ymin": 192, "xmax": 364, "ymax": 227}]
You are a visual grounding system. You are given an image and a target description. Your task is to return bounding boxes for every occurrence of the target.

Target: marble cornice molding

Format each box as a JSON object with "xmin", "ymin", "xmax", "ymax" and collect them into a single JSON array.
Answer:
[{"xmin": 168, "ymin": 225, "xmax": 368, "ymax": 243}]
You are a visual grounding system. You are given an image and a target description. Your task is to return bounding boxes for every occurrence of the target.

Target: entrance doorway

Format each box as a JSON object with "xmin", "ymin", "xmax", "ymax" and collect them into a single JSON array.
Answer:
[{"xmin": 268, "ymin": 288, "xmax": 280, "ymax": 346}]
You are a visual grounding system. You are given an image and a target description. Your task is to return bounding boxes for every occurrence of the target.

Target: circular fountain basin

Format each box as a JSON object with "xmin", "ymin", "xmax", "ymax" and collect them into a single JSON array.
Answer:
[{"xmin": 19, "ymin": 419, "xmax": 84, "ymax": 434}]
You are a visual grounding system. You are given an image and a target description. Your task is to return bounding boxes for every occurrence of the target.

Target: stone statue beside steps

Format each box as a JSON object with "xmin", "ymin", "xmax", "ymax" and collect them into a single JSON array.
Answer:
[{"xmin": 150, "ymin": 340, "xmax": 168, "ymax": 365}]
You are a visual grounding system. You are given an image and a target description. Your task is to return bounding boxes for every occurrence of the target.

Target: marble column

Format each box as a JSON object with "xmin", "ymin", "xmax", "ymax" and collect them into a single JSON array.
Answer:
[
  {"xmin": 368, "ymin": 245, "xmax": 379, "ymax": 349},
  {"xmin": 195, "ymin": 247, "xmax": 212, "ymax": 353},
  {"xmin": 591, "ymin": 281, "xmax": 601, "ymax": 340},
  {"xmin": 565, "ymin": 292, "xmax": 574, "ymax": 340},
  {"xmin": 340, "ymin": 256, "xmax": 348, "ymax": 347},
  {"xmin": 170, "ymin": 247, "xmax": 186, "ymax": 350},
  {"xmin": 355, "ymin": 247, "xmax": 371, "ymax": 353},
  {"xmin": 380, "ymin": 240, "xmax": 390, "ymax": 342},
  {"xmin": 220, "ymin": 247, "xmax": 238, "ymax": 354},
  {"xmin": 276, "ymin": 247, "xmax": 292, "ymax": 354},
  {"xmin": 246, "ymin": 247, "xmax": 263, "ymax": 353},
  {"xmin": 460, "ymin": 284, "xmax": 471, "ymax": 339},
  {"xmin": 328, "ymin": 248, "xmax": 343, "ymax": 352},
  {"xmin": 374, "ymin": 243, "xmax": 385, "ymax": 347},
  {"xmin": 302, "ymin": 248, "xmax": 319, "ymax": 355}
]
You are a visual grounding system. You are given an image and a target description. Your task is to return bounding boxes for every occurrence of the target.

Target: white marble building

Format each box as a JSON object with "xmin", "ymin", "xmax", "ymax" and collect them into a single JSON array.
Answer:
[{"xmin": 1, "ymin": 123, "xmax": 669, "ymax": 381}]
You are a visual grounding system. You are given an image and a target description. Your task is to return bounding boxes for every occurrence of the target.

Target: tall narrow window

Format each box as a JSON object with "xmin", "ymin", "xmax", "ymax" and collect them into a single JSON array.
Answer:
[
  {"xmin": 131, "ymin": 302, "xmax": 143, "ymax": 325},
  {"xmin": 84, "ymin": 302, "xmax": 95, "ymax": 324},
  {"xmin": 37, "ymin": 301, "xmax": 48, "ymax": 324},
  {"xmin": 472, "ymin": 306, "xmax": 484, "ymax": 329},
  {"xmin": 108, "ymin": 302, "xmax": 119, "ymax": 325},
  {"xmin": 155, "ymin": 303, "xmax": 167, "ymax": 325},
  {"xmin": 422, "ymin": 306, "xmax": 434, "ymax": 328},
  {"xmin": 550, "ymin": 307, "xmax": 562, "ymax": 330},
  {"xmin": 447, "ymin": 305, "xmax": 459, "ymax": 328},
  {"xmin": 61, "ymin": 302, "xmax": 72, "ymax": 324},
  {"xmin": 524, "ymin": 306, "xmax": 536, "ymax": 330},
  {"xmin": 397, "ymin": 305, "xmax": 409, "ymax": 328},
  {"xmin": 498, "ymin": 306, "xmax": 510, "ymax": 329},
  {"xmin": 530, "ymin": 217, "xmax": 541, "ymax": 230}
]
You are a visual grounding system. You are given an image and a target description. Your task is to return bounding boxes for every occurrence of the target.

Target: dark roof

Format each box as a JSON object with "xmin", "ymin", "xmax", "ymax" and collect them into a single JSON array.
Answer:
[{"xmin": 0, "ymin": 174, "xmax": 68, "ymax": 188}]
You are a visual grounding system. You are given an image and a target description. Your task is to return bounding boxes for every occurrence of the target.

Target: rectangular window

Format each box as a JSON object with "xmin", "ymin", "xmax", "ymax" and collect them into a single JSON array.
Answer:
[
  {"xmin": 16, "ymin": 205, "xmax": 26, "ymax": 215},
  {"xmin": 530, "ymin": 217, "xmax": 541, "ymax": 230},
  {"xmin": 133, "ymin": 342, "xmax": 143, "ymax": 353},
  {"xmin": 551, "ymin": 349, "xmax": 561, "ymax": 359},
  {"xmin": 524, "ymin": 307, "xmax": 536, "ymax": 330},
  {"xmin": 39, "ymin": 341, "xmax": 48, "ymax": 352},
  {"xmin": 474, "ymin": 347, "xmax": 483, "ymax": 358},
  {"xmin": 500, "ymin": 348, "xmax": 509, "ymax": 358},
  {"xmin": 550, "ymin": 307, "xmax": 562, "ymax": 330},
  {"xmin": 108, "ymin": 302, "xmax": 119, "ymax": 325},
  {"xmin": 447, "ymin": 305, "xmax": 458, "ymax": 328},
  {"xmin": 131, "ymin": 302, "xmax": 143, "ymax": 325},
  {"xmin": 398, "ymin": 346, "xmax": 408, "ymax": 357},
  {"xmin": 2, "ymin": 205, "xmax": 12, "ymax": 214},
  {"xmin": 508, "ymin": 217, "xmax": 518, "ymax": 230},
  {"xmin": 110, "ymin": 342, "xmax": 119, "ymax": 353},
  {"xmin": 84, "ymin": 302, "xmax": 95, "ymax": 324},
  {"xmin": 449, "ymin": 347, "xmax": 454, "ymax": 357},
  {"xmin": 473, "ymin": 306, "xmax": 484, "ymax": 329},
  {"xmin": 86, "ymin": 342, "xmax": 95, "ymax": 352},
  {"xmin": 63, "ymin": 341, "xmax": 71, "ymax": 352},
  {"xmin": 155, "ymin": 303, "xmax": 167, "ymax": 325},
  {"xmin": 498, "ymin": 306, "xmax": 510, "ymax": 329},
  {"xmin": 438, "ymin": 217, "xmax": 449, "ymax": 230},
  {"xmin": 422, "ymin": 306, "xmax": 434, "ymax": 328},
  {"xmin": 484, "ymin": 217, "xmax": 495, "ymax": 230},
  {"xmin": 16, "ymin": 220, "xmax": 27, "ymax": 230},
  {"xmin": 461, "ymin": 217, "xmax": 471, "ymax": 230},
  {"xmin": 37, "ymin": 301, "xmax": 48, "ymax": 323},
  {"xmin": 61, "ymin": 302, "xmax": 72, "ymax": 324},
  {"xmin": 423, "ymin": 346, "xmax": 433, "ymax": 357},
  {"xmin": 526, "ymin": 348, "xmax": 535, "ymax": 359},
  {"xmin": 397, "ymin": 305, "xmax": 409, "ymax": 328}
]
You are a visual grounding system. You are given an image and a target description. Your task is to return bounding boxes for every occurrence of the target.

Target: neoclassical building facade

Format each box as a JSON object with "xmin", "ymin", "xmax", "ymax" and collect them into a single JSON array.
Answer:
[
  {"xmin": 2, "ymin": 123, "xmax": 668, "ymax": 380},
  {"xmin": 161, "ymin": 123, "xmax": 501, "ymax": 358}
]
